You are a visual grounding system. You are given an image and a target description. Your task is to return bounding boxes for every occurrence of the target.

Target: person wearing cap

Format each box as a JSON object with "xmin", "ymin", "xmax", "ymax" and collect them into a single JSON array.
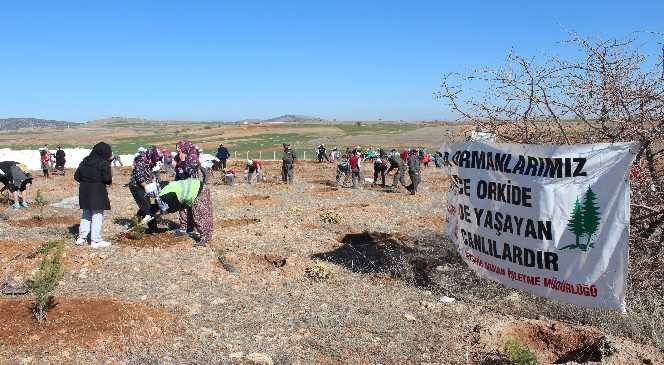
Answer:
[
  {"xmin": 386, "ymin": 149, "xmax": 407, "ymax": 191},
  {"xmin": 216, "ymin": 144, "xmax": 230, "ymax": 169},
  {"xmin": 153, "ymin": 178, "xmax": 214, "ymax": 247},
  {"xmin": 406, "ymin": 148, "xmax": 421, "ymax": 195},
  {"xmin": 0, "ymin": 161, "xmax": 33, "ymax": 208},
  {"xmin": 245, "ymin": 159, "xmax": 262, "ymax": 184},
  {"xmin": 281, "ymin": 143, "xmax": 296, "ymax": 184}
]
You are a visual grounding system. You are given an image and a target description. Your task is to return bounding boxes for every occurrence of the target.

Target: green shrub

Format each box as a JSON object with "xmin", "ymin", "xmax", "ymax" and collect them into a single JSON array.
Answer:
[
  {"xmin": 128, "ymin": 216, "xmax": 146, "ymax": 240},
  {"xmin": 33, "ymin": 190, "xmax": 49, "ymax": 219},
  {"xmin": 34, "ymin": 240, "xmax": 59, "ymax": 255},
  {"xmin": 504, "ymin": 340, "xmax": 538, "ymax": 365},
  {"xmin": 30, "ymin": 240, "xmax": 64, "ymax": 322}
]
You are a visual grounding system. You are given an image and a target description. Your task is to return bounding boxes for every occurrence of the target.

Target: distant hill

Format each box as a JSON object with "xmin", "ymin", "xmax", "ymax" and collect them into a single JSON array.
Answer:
[
  {"xmin": 0, "ymin": 118, "xmax": 76, "ymax": 131},
  {"xmin": 238, "ymin": 114, "xmax": 326, "ymax": 124}
]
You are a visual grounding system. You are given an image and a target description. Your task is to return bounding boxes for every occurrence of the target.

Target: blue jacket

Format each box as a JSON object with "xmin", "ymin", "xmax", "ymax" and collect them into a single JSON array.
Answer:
[{"xmin": 216, "ymin": 147, "xmax": 229, "ymax": 159}]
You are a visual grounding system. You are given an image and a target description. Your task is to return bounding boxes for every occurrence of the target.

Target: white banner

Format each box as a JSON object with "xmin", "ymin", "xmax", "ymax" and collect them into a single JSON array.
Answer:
[{"xmin": 441, "ymin": 141, "xmax": 639, "ymax": 311}]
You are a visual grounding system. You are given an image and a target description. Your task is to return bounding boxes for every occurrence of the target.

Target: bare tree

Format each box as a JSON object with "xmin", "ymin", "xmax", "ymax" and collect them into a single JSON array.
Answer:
[
  {"xmin": 437, "ymin": 33, "xmax": 664, "ymax": 244},
  {"xmin": 437, "ymin": 34, "xmax": 664, "ymax": 335}
]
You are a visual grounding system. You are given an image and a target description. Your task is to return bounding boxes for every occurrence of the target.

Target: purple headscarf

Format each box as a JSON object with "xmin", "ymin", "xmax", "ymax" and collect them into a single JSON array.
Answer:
[{"xmin": 175, "ymin": 140, "xmax": 200, "ymax": 180}]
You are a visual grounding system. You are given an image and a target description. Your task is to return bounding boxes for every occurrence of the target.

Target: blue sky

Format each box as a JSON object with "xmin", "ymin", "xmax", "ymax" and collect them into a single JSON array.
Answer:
[{"xmin": 1, "ymin": 1, "xmax": 662, "ymax": 122}]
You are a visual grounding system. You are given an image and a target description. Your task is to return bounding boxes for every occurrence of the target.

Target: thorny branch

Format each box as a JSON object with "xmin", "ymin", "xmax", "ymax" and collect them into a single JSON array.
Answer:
[{"xmin": 436, "ymin": 32, "xmax": 664, "ymax": 242}]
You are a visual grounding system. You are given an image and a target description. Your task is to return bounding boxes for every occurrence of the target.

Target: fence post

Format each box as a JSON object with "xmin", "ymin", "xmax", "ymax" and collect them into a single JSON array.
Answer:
[
  {"xmin": 246, "ymin": 151, "xmax": 249, "ymax": 160},
  {"xmin": 303, "ymin": 151, "xmax": 306, "ymax": 160},
  {"xmin": 273, "ymin": 151, "xmax": 276, "ymax": 161},
  {"xmin": 234, "ymin": 151, "xmax": 237, "ymax": 160},
  {"xmin": 259, "ymin": 151, "xmax": 262, "ymax": 160}
]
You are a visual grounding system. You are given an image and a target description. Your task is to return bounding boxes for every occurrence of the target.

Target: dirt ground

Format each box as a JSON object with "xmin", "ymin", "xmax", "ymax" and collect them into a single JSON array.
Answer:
[{"xmin": 0, "ymin": 161, "xmax": 662, "ymax": 364}]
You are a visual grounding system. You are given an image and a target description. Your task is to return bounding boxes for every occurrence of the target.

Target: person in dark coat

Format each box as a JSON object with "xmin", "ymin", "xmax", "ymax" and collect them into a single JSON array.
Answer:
[
  {"xmin": 216, "ymin": 144, "xmax": 230, "ymax": 169},
  {"xmin": 281, "ymin": 144, "xmax": 296, "ymax": 184},
  {"xmin": 54, "ymin": 146, "xmax": 66, "ymax": 175},
  {"xmin": 406, "ymin": 148, "xmax": 421, "ymax": 195},
  {"xmin": 74, "ymin": 142, "xmax": 113, "ymax": 248}
]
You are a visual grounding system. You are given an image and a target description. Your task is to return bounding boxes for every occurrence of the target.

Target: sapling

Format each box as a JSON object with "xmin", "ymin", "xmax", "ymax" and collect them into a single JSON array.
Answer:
[
  {"xmin": 29, "ymin": 240, "xmax": 64, "ymax": 322},
  {"xmin": 33, "ymin": 190, "xmax": 49, "ymax": 220},
  {"xmin": 128, "ymin": 215, "xmax": 146, "ymax": 240},
  {"xmin": 504, "ymin": 340, "xmax": 538, "ymax": 365}
]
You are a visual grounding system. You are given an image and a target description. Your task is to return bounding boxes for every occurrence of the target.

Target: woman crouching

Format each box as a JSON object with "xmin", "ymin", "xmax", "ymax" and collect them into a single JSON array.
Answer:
[
  {"xmin": 152, "ymin": 178, "xmax": 213, "ymax": 247},
  {"xmin": 129, "ymin": 148, "xmax": 159, "ymax": 233}
]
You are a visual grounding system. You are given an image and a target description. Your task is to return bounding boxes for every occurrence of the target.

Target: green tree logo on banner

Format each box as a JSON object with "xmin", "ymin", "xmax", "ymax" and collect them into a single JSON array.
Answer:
[{"xmin": 561, "ymin": 187, "xmax": 601, "ymax": 252}]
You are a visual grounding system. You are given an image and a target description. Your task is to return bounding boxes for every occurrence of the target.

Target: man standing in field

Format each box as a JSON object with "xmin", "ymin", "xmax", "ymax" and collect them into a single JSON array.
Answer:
[
  {"xmin": 281, "ymin": 143, "xmax": 296, "ymax": 184},
  {"xmin": 406, "ymin": 148, "xmax": 421, "ymax": 195},
  {"xmin": 349, "ymin": 149, "xmax": 362, "ymax": 189},
  {"xmin": 317, "ymin": 144, "xmax": 330, "ymax": 163},
  {"xmin": 216, "ymin": 144, "xmax": 230, "ymax": 169}
]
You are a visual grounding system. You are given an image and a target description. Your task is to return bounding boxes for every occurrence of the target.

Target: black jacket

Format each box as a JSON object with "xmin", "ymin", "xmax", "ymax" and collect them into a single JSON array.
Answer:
[
  {"xmin": 55, "ymin": 149, "xmax": 66, "ymax": 165},
  {"xmin": 75, "ymin": 143, "xmax": 113, "ymax": 211}
]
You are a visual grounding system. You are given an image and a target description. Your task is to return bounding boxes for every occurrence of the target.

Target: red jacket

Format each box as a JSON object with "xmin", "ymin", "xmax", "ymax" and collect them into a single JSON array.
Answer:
[
  {"xmin": 400, "ymin": 150, "xmax": 410, "ymax": 161},
  {"xmin": 349, "ymin": 154, "xmax": 361, "ymax": 170}
]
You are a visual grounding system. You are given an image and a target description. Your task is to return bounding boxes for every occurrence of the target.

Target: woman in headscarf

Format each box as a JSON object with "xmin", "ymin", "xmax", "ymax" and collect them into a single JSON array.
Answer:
[
  {"xmin": 74, "ymin": 142, "xmax": 113, "ymax": 248},
  {"xmin": 173, "ymin": 140, "xmax": 212, "ymax": 238},
  {"xmin": 174, "ymin": 140, "xmax": 201, "ymax": 181},
  {"xmin": 152, "ymin": 178, "xmax": 214, "ymax": 246},
  {"xmin": 128, "ymin": 148, "xmax": 158, "ymax": 232}
]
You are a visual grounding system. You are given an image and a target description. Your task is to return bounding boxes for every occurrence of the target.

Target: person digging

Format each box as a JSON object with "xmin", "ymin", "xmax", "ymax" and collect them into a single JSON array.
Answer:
[
  {"xmin": 148, "ymin": 178, "xmax": 214, "ymax": 247},
  {"xmin": 128, "ymin": 148, "xmax": 159, "ymax": 233}
]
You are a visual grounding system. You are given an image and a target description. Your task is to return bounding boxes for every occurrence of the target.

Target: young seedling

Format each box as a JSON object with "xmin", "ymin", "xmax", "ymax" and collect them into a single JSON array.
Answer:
[
  {"xmin": 33, "ymin": 190, "xmax": 49, "ymax": 220},
  {"xmin": 29, "ymin": 240, "xmax": 64, "ymax": 322},
  {"xmin": 504, "ymin": 340, "xmax": 538, "ymax": 365},
  {"xmin": 128, "ymin": 215, "xmax": 146, "ymax": 240}
]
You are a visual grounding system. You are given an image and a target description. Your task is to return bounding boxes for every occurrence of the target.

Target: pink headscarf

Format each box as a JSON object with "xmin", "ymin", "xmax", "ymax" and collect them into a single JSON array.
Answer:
[{"xmin": 176, "ymin": 140, "xmax": 199, "ymax": 167}]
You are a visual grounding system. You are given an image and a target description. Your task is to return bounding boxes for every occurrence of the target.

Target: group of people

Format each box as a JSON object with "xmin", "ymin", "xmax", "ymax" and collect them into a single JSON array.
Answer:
[
  {"xmin": 38, "ymin": 144, "xmax": 66, "ymax": 178},
  {"xmin": 68, "ymin": 140, "xmax": 214, "ymax": 248},
  {"xmin": 2, "ymin": 139, "xmax": 441, "ymax": 249},
  {"xmin": 334, "ymin": 147, "xmax": 435, "ymax": 194}
]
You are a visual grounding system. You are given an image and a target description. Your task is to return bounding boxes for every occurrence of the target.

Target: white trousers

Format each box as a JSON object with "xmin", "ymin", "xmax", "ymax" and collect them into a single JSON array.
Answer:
[{"xmin": 78, "ymin": 209, "xmax": 104, "ymax": 243}]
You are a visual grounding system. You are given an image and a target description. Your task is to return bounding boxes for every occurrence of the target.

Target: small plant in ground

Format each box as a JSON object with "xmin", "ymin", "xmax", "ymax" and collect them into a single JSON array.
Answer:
[
  {"xmin": 504, "ymin": 340, "xmax": 538, "ymax": 365},
  {"xmin": 33, "ymin": 190, "xmax": 49, "ymax": 220},
  {"xmin": 127, "ymin": 216, "xmax": 146, "ymax": 240},
  {"xmin": 29, "ymin": 240, "xmax": 64, "ymax": 322},
  {"xmin": 320, "ymin": 211, "xmax": 343, "ymax": 224},
  {"xmin": 34, "ymin": 240, "xmax": 59, "ymax": 256},
  {"xmin": 305, "ymin": 264, "xmax": 336, "ymax": 281}
]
